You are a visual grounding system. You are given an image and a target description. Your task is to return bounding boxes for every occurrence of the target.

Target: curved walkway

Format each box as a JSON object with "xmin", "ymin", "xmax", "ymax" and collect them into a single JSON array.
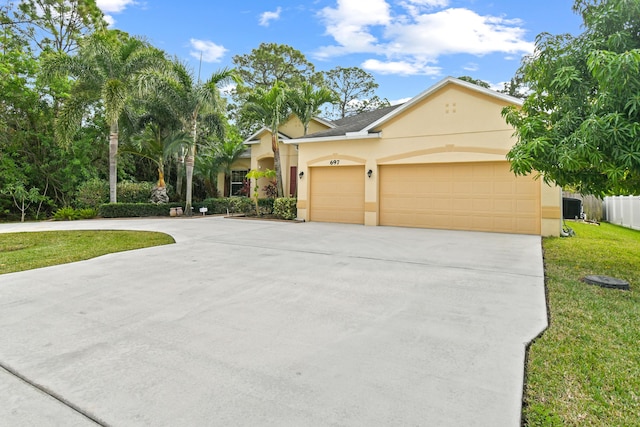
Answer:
[{"xmin": 0, "ymin": 217, "xmax": 547, "ymax": 426}]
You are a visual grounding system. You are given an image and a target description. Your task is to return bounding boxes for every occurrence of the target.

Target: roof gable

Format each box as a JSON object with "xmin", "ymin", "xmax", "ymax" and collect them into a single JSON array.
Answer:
[
  {"xmin": 284, "ymin": 76, "xmax": 522, "ymax": 144},
  {"xmin": 244, "ymin": 115, "xmax": 335, "ymax": 144},
  {"xmin": 362, "ymin": 76, "xmax": 523, "ymax": 133}
]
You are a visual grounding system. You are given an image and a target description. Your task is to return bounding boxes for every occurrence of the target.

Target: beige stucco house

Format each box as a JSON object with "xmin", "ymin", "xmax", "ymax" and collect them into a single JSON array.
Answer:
[
  {"xmin": 226, "ymin": 115, "xmax": 334, "ymax": 198},
  {"xmin": 235, "ymin": 76, "xmax": 562, "ymax": 236}
]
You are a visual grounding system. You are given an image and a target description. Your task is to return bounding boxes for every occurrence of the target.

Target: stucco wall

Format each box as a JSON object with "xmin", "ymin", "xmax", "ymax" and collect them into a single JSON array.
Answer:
[
  {"xmin": 243, "ymin": 117, "xmax": 332, "ymax": 198},
  {"xmin": 216, "ymin": 158, "xmax": 251, "ymax": 197},
  {"xmin": 293, "ymin": 83, "xmax": 561, "ymax": 236}
]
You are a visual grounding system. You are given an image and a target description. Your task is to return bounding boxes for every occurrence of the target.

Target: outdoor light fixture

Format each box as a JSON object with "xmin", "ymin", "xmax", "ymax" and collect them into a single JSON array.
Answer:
[
  {"xmin": 299, "ymin": 171, "xmax": 304, "ymax": 179},
  {"xmin": 367, "ymin": 169, "xmax": 373, "ymax": 178}
]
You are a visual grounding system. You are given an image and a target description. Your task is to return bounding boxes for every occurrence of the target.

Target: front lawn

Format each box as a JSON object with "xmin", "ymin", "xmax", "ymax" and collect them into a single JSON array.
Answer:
[
  {"xmin": 0, "ymin": 230, "xmax": 175, "ymax": 275},
  {"xmin": 525, "ymin": 222, "xmax": 640, "ymax": 426}
]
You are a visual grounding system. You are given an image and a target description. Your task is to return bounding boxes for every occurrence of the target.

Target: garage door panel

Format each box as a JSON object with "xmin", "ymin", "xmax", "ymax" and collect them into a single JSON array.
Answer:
[
  {"xmin": 380, "ymin": 162, "xmax": 540, "ymax": 234},
  {"xmin": 310, "ymin": 166, "xmax": 364, "ymax": 224}
]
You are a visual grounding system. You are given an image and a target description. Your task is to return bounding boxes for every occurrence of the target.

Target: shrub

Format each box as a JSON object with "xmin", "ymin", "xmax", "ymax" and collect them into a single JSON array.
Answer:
[
  {"xmin": 53, "ymin": 207, "xmax": 80, "ymax": 221},
  {"xmin": 194, "ymin": 198, "xmax": 230, "ymax": 214},
  {"xmin": 263, "ymin": 181, "xmax": 278, "ymax": 199},
  {"xmin": 76, "ymin": 179, "xmax": 109, "ymax": 208},
  {"xmin": 117, "ymin": 181, "xmax": 155, "ymax": 203},
  {"xmin": 77, "ymin": 180, "xmax": 159, "ymax": 207},
  {"xmin": 191, "ymin": 197, "xmax": 256, "ymax": 216},
  {"xmin": 273, "ymin": 198, "xmax": 297, "ymax": 220},
  {"xmin": 257, "ymin": 198, "xmax": 275, "ymax": 215},
  {"xmin": 228, "ymin": 197, "xmax": 255, "ymax": 215},
  {"xmin": 98, "ymin": 203, "xmax": 182, "ymax": 218},
  {"xmin": 77, "ymin": 208, "xmax": 98, "ymax": 219}
]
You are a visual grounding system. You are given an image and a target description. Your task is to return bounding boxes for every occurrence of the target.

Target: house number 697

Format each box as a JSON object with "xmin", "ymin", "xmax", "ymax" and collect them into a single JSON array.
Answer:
[{"xmin": 329, "ymin": 160, "xmax": 340, "ymax": 165}]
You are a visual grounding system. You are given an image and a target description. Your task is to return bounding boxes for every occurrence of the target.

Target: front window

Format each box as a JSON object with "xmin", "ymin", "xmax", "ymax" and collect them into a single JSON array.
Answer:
[{"xmin": 231, "ymin": 170, "xmax": 248, "ymax": 196}]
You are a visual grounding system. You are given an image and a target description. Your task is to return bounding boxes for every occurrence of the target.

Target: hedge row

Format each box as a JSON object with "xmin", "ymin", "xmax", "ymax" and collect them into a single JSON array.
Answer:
[
  {"xmin": 97, "ymin": 197, "xmax": 298, "ymax": 219},
  {"xmin": 193, "ymin": 197, "xmax": 255, "ymax": 215},
  {"xmin": 77, "ymin": 179, "xmax": 174, "ymax": 208},
  {"xmin": 98, "ymin": 203, "xmax": 183, "ymax": 218}
]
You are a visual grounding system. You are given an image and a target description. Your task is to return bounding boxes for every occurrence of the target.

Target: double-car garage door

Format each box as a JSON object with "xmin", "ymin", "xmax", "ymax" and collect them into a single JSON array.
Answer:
[{"xmin": 309, "ymin": 162, "xmax": 540, "ymax": 234}]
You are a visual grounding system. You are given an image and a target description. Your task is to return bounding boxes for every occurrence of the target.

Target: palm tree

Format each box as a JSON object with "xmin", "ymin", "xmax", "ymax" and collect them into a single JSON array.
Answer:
[
  {"xmin": 141, "ymin": 60, "xmax": 238, "ymax": 215},
  {"xmin": 43, "ymin": 30, "xmax": 164, "ymax": 203},
  {"xmin": 122, "ymin": 123, "xmax": 190, "ymax": 189},
  {"xmin": 193, "ymin": 148, "xmax": 222, "ymax": 199},
  {"xmin": 215, "ymin": 138, "xmax": 248, "ymax": 196},
  {"xmin": 245, "ymin": 81, "xmax": 290, "ymax": 197},
  {"xmin": 288, "ymin": 82, "xmax": 335, "ymax": 135}
]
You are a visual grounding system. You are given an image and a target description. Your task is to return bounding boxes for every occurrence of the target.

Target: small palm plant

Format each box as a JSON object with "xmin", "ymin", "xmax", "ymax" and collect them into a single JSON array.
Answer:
[{"xmin": 246, "ymin": 169, "xmax": 277, "ymax": 215}]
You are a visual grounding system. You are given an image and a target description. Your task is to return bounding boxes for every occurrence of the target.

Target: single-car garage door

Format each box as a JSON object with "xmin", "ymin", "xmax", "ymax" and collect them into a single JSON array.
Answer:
[
  {"xmin": 310, "ymin": 166, "xmax": 365, "ymax": 224},
  {"xmin": 379, "ymin": 162, "xmax": 540, "ymax": 234}
]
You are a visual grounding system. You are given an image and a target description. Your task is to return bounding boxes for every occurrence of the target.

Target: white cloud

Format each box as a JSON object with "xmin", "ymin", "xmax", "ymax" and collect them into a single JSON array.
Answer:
[
  {"xmin": 398, "ymin": 0, "xmax": 449, "ymax": 17},
  {"xmin": 384, "ymin": 8, "xmax": 533, "ymax": 58},
  {"xmin": 189, "ymin": 39, "xmax": 227, "ymax": 63},
  {"xmin": 103, "ymin": 14, "xmax": 115, "ymax": 26},
  {"xmin": 315, "ymin": 1, "xmax": 534, "ymax": 77},
  {"xmin": 96, "ymin": 0, "xmax": 135, "ymax": 13},
  {"xmin": 362, "ymin": 59, "xmax": 440, "ymax": 76},
  {"xmin": 405, "ymin": 0, "xmax": 449, "ymax": 6},
  {"xmin": 259, "ymin": 7, "xmax": 282, "ymax": 27},
  {"xmin": 96, "ymin": 0, "xmax": 135, "ymax": 26},
  {"xmin": 390, "ymin": 97, "xmax": 412, "ymax": 105},
  {"xmin": 463, "ymin": 63, "xmax": 479, "ymax": 72},
  {"xmin": 490, "ymin": 81, "xmax": 506, "ymax": 92},
  {"xmin": 317, "ymin": 0, "xmax": 391, "ymax": 57}
]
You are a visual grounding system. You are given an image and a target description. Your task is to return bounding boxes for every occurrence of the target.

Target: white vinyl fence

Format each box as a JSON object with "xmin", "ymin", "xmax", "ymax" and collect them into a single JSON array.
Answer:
[{"xmin": 604, "ymin": 196, "xmax": 640, "ymax": 230}]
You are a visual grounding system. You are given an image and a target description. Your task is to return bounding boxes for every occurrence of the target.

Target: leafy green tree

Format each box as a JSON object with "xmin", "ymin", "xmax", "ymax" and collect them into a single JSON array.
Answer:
[
  {"xmin": 323, "ymin": 66, "xmax": 389, "ymax": 119},
  {"xmin": 287, "ymin": 82, "xmax": 335, "ymax": 135},
  {"xmin": 232, "ymin": 43, "xmax": 322, "ymax": 136},
  {"xmin": 499, "ymin": 75, "xmax": 527, "ymax": 99},
  {"xmin": 43, "ymin": 30, "xmax": 164, "ymax": 203},
  {"xmin": 1, "ymin": 182, "xmax": 48, "ymax": 222},
  {"xmin": 503, "ymin": 0, "xmax": 640, "ymax": 195},
  {"xmin": 457, "ymin": 75, "xmax": 491, "ymax": 88},
  {"xmin": 13, "ymin": 0, "xmax": 106, "ymax": 53},
  {"xmin": 232, "ymin": 42, "xmax": 318, "ymax": 90},
  {"xmin": 245, "ymin": 81, "xmax": 290, "ymax": 197}
]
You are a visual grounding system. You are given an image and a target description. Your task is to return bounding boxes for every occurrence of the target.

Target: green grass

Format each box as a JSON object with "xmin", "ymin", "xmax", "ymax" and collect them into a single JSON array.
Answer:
[
  {"xmin": 0, "ymin": 230, "xmax": 175, "ymax": 275},
  {"xmin": 524, "ymin": 222, "xmax": 640, "ymax": 426}
]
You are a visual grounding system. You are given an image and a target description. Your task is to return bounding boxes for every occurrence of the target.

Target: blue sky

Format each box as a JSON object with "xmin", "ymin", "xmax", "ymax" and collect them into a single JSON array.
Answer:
[{"xmin": 97, "ymin": 0, "xmax": 583, "ymax": 104}]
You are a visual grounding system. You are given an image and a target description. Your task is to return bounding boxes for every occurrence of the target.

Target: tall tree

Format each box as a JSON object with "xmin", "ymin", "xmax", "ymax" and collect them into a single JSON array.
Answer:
[
  {"xmin": 245, "ymin": 81, "xmax": 290, "ymax": 198},
  {"xmin": 502, "ymin": 0, "xmax": 640, "ymax": 195},
  {"xmin": 43, "ymin": 30, "xmax": 164, "ymax": 203},
  {"xmin": 323, "ymin": 66, "xmax": 389, "ymax": 119},
  {"xmin": 287, "ymin": 82, "xmax": 335, "ymax": 135},
  {"xmin": 232, "ymin": 42, "xmax": 317, "ymax": 91},
  {"xmin": 141, "ymin": 59, "xmax": 238, "ymax": 214},
  {"xmin": 13, "ymin": 0, "xmax": 106, "ymax": 54},
  {"xmin": 232, "ymin": 43, "xmax": 321, "ymax": 137}
]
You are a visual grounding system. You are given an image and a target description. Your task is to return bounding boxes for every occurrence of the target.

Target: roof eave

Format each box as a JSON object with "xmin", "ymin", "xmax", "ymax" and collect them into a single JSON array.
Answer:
[{"xmin": 283, "ymin": 132, "xmax": 382, "ymax": 144}]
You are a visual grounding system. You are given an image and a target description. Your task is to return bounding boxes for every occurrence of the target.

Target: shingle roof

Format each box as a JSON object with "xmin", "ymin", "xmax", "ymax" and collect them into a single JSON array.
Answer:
[{"xmin": 302, "ymin": 104, "xmax": 404, "ymax": 138}]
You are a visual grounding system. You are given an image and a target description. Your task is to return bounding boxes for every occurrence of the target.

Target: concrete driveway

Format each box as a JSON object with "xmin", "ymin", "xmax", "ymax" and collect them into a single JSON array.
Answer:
[{"xmin": 0, "ymin": 217, "xmax": 547, "ymax": 426}]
